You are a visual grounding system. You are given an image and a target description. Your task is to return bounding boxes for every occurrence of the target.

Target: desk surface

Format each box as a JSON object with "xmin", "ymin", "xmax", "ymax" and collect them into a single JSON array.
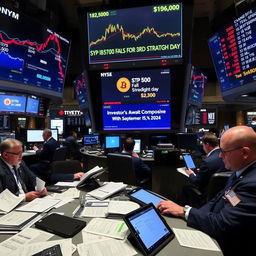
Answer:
[{"xmin": 0, "ymin": 191, "xmax": 222, "ymax": 256}]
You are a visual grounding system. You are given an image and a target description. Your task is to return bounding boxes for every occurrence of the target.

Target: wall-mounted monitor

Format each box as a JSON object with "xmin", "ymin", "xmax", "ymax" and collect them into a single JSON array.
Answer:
[
  {"xmin": 83, "ymin": 135, "xmax": 99, "ymax": 145},
  {"xmin": 187, "ymin": 66, "xmax": 207, "ymax": 106},
  {"xmin": 86, "ymin": 2, "xmax": 183, "ymax": 69},
  {"xmin": 73, "ymin": 71, "xmax": 89, "ymax": 109},
  {"xmin": 105, "ymin": 135, "xmax": 120, "ymax": 149},
  {"xmin": 0, "ymin": 6, "xmax": 70, "ymax": 99},
  {"xmin": 50, "ymin": 119, "xmax": 64, "ymax": 135},
  {"xmin": 101, "ymin": 68, "xmax": 171, "ymax": 131},
  {"xmin": 26, "ymin": 95, "xmax": 39, "ymax": 115},
  {"xmin": 0, "ymin": 92, "xmax": 26, "ymax": 114},
  {"xmin": 208, "ymin": 6, "xmax": 256, "ymax": 101},
  {"xmin": 0, "ymin": 115, "xmax": 10, "ymax": 130},
  {"xmin": 26, "ymin": 129, "xmax": 58, "ymax": 143}
]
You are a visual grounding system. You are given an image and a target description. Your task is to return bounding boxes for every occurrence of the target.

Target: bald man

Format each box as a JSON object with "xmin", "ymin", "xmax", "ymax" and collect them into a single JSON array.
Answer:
[{"xmin": 157, "ymin": 126, "xmax": 256, "ymax": 255}]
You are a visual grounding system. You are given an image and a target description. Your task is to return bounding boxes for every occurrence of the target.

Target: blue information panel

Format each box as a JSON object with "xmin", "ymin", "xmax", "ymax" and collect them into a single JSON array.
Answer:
[
  {"xmin": 101, "ymin": 69, "xmax": 171, "ymax": 130},
  {"xmin": 0, "ymin": 93, "xmax": 26, "ymax": 113},
  {"xmin": 26, "ymin": 96, "xmax": 39, "ymax": 114}
]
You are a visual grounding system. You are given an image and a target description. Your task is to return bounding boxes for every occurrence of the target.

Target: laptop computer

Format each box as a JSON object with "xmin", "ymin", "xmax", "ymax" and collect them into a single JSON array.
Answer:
[{"xmin": 123, "ymin": 203, "xmax": 175, "ymax": 256}]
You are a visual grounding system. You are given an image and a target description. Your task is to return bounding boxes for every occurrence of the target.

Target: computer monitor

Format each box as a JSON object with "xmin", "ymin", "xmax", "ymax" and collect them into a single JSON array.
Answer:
[
  {"xmin": 83, "ymin": 135, "xmax": 99, "ymax": 146},
  {"xmin": 176, "ymin": 133, "xmax": 198, "ymax": 151},
  {"xmin": 27, "ymin": 129, "xmax": 58, "ymax": 143},
  {"xmin": 134, "ymin": 139, "xmax": 141, "ymax": 154},
  {"xmin": 105, "ymin": 136, "xmax": 120, "ymax": 149}
]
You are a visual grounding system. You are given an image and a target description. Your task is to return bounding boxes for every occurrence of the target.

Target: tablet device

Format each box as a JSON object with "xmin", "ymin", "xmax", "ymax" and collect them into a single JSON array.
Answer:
[
  {"xmin": 123, "ymin": 203, "xmax": 174, "ymax": 256},
  {"xmin": 35, "ymin": 213, "xmax": 86, "ymax": 238},
  {"xmin": 182, "ymin": 154, "xmax": 196, "ymax": 169},
  {"xmin": 128, "ymin": 188, "xmax": 167, "ymax": 206}
]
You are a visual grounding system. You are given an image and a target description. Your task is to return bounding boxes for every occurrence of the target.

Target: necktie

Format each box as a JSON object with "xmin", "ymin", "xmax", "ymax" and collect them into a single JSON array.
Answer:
[{"xmin": 12, "ymin": 166, "xmax": 27, "ymax": 193}]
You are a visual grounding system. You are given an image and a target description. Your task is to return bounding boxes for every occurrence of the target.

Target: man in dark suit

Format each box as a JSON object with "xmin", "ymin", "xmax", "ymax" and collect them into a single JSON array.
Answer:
[
  {"xmin": 157, "ymin": 126, "xmax": 256, "ymax": 255},
  {"xmin": 183, "ymin": 132, "xmax": 227, "ymax": 206},
  {"xmin": 30, "ymin": 128, "xmax": 59, "ymax": 179},
  {"xmin": 122, "ymin": 137, "xmax": 151, "ymax": 185},
  {"xmin": 0, "ymin": 138, "xmax": 47, "ymax": 201}
]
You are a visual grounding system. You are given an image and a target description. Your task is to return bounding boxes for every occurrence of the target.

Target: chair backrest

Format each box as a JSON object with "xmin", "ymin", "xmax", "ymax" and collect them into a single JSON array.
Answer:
[
  {"xmin": 51, "ymin": 160, "xmax": 82, "ymax": 174},
  {"xmin": 107, "ymin": 153, "xmax": 136, "ymax": 186},
  {"xmin": 207, "ymin": 171, "xmax": 232, "ymax": 201},
  {"xmin": 154, "ymin": 149, "xmax": 180, "ymax": 166},
  {"xmin": 52, "ymin": 146, "xmax": 68, "ymax": 161}
]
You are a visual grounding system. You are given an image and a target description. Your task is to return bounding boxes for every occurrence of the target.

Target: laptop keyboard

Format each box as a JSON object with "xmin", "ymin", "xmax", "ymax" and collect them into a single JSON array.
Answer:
[{"xmin": 32, "ymin": 244, "xmax": 63, "ymax": 256}]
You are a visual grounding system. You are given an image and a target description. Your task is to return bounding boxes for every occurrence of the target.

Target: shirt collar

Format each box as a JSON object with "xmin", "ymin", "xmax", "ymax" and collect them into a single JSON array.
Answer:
[
  {"xmin": 236, "ymin": 160, "xmax": 256, "ymax": 177},
  {"xmin": 1, "ymin": 157, "xmax": 21, "ymax": 170},
  {"xmin": 207, "ymin": 147, "xmax": 219, "ymax": 157}
]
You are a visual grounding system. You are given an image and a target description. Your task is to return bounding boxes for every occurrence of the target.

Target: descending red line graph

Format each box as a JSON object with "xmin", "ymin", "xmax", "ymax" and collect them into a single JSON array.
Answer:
[
  {"xmin": 193, "ymin": 74, "xmax": 205, "ymax": 82},
  {"xmin": 90, "ymin": 24, "xmax": 181, "ymax": 47},
  {"xmin": 0, "ymin": 32, "xmax": 65, "ymax": 79}
]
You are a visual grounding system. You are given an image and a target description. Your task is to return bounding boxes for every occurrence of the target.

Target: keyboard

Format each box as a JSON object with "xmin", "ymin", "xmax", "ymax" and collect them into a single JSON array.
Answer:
[{"xmin": 32, "ymin": 244, "xmax": 63, "ymax": 256}]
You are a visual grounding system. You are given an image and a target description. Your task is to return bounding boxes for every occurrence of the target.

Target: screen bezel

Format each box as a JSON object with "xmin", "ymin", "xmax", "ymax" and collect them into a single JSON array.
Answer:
[{"xmin": 123, "ymin": 203, "xmax": 175, "ymax": 256}]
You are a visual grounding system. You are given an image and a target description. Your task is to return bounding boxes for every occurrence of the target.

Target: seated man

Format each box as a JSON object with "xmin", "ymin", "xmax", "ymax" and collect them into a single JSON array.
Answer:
[
  {"xmin": 122, "ymin": 137, "xmax": 151, "ymax": 185},
  {"xmin": 0, "ymin": 138, "xmax": 47, "ymax": 201},
  {"xmin": 157, "ymin": 126, "xmax": 256, "ymax": 255},
  {"xmin": 30, "ymin": 128, "xmax": 59, "ymax": 179},
  {"xmin": 64, "ymin": 131, "xmax": 82, "ymax": 160},
  {"xmin": 183, "ymin": 132, "xmax": 228, "ymax": 206}
]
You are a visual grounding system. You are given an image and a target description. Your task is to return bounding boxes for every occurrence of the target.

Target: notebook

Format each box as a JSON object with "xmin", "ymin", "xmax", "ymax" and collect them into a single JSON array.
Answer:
[
  {"xmin": 35, "ymin": 213, "xmax": 86, "ymax": 238},
  {"xmin": 123, "ymin": 203, "xmax": 175, "ymax": 256},
  {"xmin": 127, "ymin": 188, "xmax": 167, "ymax": 206}
]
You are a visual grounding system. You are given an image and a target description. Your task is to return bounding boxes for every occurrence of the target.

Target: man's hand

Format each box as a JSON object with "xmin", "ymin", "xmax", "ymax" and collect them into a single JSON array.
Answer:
[
  {"xmin": 185, "ymin": 168, "xmax": 195, "ymax": 176},
  {"xmin": 74, "ymin": 172, "xmax": 84, "ymax": 180},
  {"xmin": 32, "ymin": 145, "xmax": 39, "ymax": 151},
  {"xmin": 25, "ymin": 188, "xmax": 47, "ymax": 201},
  {"xmin": 157, "ymin": 200, "xmax": 185, "ymax": 217}
]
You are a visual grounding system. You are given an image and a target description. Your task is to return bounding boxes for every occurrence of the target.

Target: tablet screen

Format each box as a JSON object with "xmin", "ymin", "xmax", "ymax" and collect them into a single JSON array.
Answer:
[
  {"xmin": 183, "ymin": 154, "xmax": 196, "ymax": 169},
  {"xmin": 129, "ymin": 188, "xmax": 166, "ymax": 206},
  {"xmin": 124, "ymin": 204, "xmax": 174, "ymax": 255}
]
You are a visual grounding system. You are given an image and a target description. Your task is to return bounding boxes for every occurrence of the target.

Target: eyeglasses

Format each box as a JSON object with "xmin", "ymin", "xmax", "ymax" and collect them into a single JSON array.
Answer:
[
  {"xmin": 219, "ymin": 146, "xmax": 243, "ymax": 154},
  {"xmin": 5, "ymin": 151, "xmax": 23, "ymax": 156}
]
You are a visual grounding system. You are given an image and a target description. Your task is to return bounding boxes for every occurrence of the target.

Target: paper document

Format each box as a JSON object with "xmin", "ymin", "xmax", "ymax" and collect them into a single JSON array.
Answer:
[
  {"xmin": 108, "ymin": 201, "xmax": 140, "ymax": 215},
  {"xmin": 80, "ymin": 206, "xmax": 108, "ymax": 218},
  {"xmin": 15, "ymin": 238, "xmax": 73, "ymax": 256},
  {"xmin": 0, "ymin": 189, "xmax": 23, "ymax": 213},
  {"xmin": 54, "ymin": 181, "xmax": 80, "ymax": 187},
  {"xmin": 173, "ymin": 228, "xmax": 221, "ymax": 251},
  {"xmin": 77, "ymin": 238, "xmax": 137, "ymax": 256},
  {"xmin": 177, "ymin": 167, "xmax": 189, "ymax": 177},
  {"xmin": 84, "ymin": 218, "xmax": 129, "ymax": 240},
  {"xmin": 36, "ymin": 177, "xmax": 45, "ymax": 192},
  {"xmin": 51, "ymin": 188, "xmax": 80, "ymax": 199},
  {"xmin": 88, "ymin": 182, "xmax": 127, "ymax": 200},
  {"xmin": 0, "ymin": 227, "xmax": 54, "ymax": 254},
  {"xmin": 82, "ymin": 232, "xmax": 112, "ymax": 244},
  {"xmin": 0, "ymin": 211, "xmax": 37, "ymax": 226},
  {"xmin": 16, "ymin": 198, "xmax": 60, "ymax": 213}
]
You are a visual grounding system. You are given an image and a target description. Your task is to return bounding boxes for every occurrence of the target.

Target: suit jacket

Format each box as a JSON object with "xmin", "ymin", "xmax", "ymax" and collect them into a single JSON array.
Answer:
[
  {"xmin": 36, "ymin": 137, "xmax": 59, "ymax": 162},
  {"xmin": 121, "ymin": 152, "xmax": 151, "ymax": 182},
  {"xmin": 0, "ymin": 158, "xmax": 36, "ymax": 196},
  {"xmin": 188, "ymin": 148, "xmax": 227, "ymax": 194},
  {"xmin": 187, "ymin": 162, "xmax": 256, "ymax": 255}
]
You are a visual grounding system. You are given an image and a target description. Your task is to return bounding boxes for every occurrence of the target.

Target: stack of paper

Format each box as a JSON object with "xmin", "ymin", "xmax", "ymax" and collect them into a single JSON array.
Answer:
[
  {"xmin": 0, "ymin": 189, "xmax": 23, "ymax": 214},
  {"xmin": 87, "ymin": 182, "xmax": 127, "ymax": 200},
  {"xmin": 107, "ymin": 201, "xmax": 140, "ymax": 216}
]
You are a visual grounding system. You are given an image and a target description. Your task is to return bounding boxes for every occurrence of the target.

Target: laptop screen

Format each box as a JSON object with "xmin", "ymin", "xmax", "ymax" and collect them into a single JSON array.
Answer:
[
  {"xmin": 129, "ymin": 188, "xmax": 166, "ymax": 206},
  {"xmin": 124, "ymin": 204, "xmax": 174, "ymax": 255}
]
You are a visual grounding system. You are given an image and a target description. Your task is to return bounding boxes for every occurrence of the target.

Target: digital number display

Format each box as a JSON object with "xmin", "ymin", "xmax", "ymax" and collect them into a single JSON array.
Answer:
[{"xmin": 87, "ymin": 3, "xmax": 182, "ymax": 65}]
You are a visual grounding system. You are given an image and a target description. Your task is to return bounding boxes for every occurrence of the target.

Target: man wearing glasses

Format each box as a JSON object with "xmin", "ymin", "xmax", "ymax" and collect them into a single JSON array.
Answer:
[
  {"xmin": 0, "ymin": 138, "xmax": 47, "ymax": 201},
  {"xmin": 157, "ymin": 126, "xmax": 256, "ymax": 255}
]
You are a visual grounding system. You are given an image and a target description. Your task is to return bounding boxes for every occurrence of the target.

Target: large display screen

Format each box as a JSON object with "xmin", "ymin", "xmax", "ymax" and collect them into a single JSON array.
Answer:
[
  {"xmin": 0, "ymin": 6, "xmax": 70, "ymax": 95},
  {"xmin": 87, "ymin": 3, "xmax": 182, "ymax": 66},
  {"xmin": 209, "ymin": 7, "xmax": 256, "ymax": 96},
  {"xmin": 26, "ymin": 95, "xmax": 39, "ymax": 115},
  {"xmin": 187, "ymin": 66, "xmax": 207, "ymax": 106},
  {"xmin": 101, "ymin": 68, "xmax": 171, "ymax": 130},
  {"xmin": 0, "ymin": 92, "xmax": 26, "ymax": 113},
  {"xmin": 73, "ymin": 71, "xmax": 88, "ymax": 108}
]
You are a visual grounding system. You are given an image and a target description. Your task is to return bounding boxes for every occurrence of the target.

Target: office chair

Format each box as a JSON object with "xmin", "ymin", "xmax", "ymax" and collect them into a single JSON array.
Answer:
[
  {"xmin": 107, "ymin": 153, "xmax": 137, "ymax": 186},
  {"xmin": 206, "ymin": 171, "xmax": 232, "ymax": 201},
  {"xmin": 52, "ymin": 146, "xmax": 68, "ymax": 161}
]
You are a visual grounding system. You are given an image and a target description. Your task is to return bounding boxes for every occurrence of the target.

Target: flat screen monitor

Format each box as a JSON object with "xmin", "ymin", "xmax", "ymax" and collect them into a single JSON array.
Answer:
[
  {"xmin": 0, "ymin": 115, "xmax": 10, "ymax": 130},
  {"xmin": 0, "ymin": 92, "xmax": 26, "ymax": 114},
  {"xmin": 86, "ymin": 3, "xmax": 183, "ymax": 68},
  {"xmin": 208, "ymin": 6, "xmax": 256, "ymax": 101},
  {"xmin": 50, "ymin": 119, "xmax": 64, "ymax": 135},
  {"xmin": 101, "ymin": 68, "xmax": 171, "ymax": 131},
  {"xmin": 73, "ymin": 71, "xmax": 89, "ymax": 109},
  {"xmin": 134, "ymin": 139, "xmax": 141, "ymax": 153},
  {"xmin": 176, "ymin": 133, "xmax": 198, "ymax": 150},
  {"xmin": 0, "ymin": 6, "xmax": 70, "ymax": 99},
  {"xmin": 26, "ymin": 95, "xmax": 39, "ymax": 115},
  {"xmin": 0, "ymin": 132, "xmax": 15, "ymax": 143},
  {"xmin": 187, "ymin": 66, "xmax": 207, "ymax": 106},
  {"xmin": 83, "ymin": 135, "xmax": 99, "ymax": 145},
  {"xmin": 105, "ymin": 136, "xmax": 120, "ymax": 149},
  {"xmin": 26, "ymin": 129, "xmax": 58, "ymax": 143}
]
